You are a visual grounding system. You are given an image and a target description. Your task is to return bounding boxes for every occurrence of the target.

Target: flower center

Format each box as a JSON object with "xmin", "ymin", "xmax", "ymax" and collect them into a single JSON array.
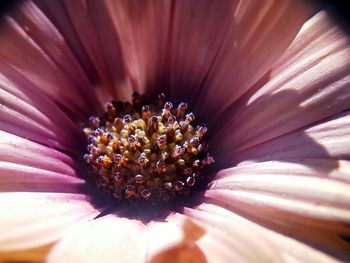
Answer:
[{"xmin": 83, "ymin": 93, "xmax": 214, "ymax": 204}]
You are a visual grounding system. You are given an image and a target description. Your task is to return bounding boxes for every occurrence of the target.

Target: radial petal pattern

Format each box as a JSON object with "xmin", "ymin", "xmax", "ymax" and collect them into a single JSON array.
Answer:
[{"xmin": 0, "ymin": 0, "xmax": 349, "ymax": 262}]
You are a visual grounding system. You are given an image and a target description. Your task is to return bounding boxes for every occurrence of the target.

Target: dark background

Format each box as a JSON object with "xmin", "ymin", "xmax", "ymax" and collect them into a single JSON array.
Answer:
[{"xmin": 311, "ymin": 0, "xmax": 350, "ymax": 35}]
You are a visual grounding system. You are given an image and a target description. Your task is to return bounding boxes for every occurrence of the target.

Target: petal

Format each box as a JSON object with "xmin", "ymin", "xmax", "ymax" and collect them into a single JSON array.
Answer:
[
  {"xmin": 0, "ymin": 130, "xmax": 75, "ymax": 176},
  {"xmin": 233, "ymin": 111, "xmax": 350, "ymax": 164},
  {"xmin": 181, "ymin": 208, "xmax": 284, "ymax": 263},
  {"xmin": 33, "ymin": 0, "xmax": 100, "ymax": 87},
  {"xmin": 102, "ymin": 0, "xmax": 170, "ymax": 97},
  {"xmin": 0, "ymin": 161, "xmax": 84, "ymax": 193},
  {"xmin": 191, "ymin": 202, "xmax": 341, "ymax": 262},
  {"xmin": 147, "ymin": 213, "xmax": 209, "ymax": 263},
  {"xmin": 194, "ymin": 0, "xmax": 311, "ymax": 121},
  {"xmin": 212, "ymin": 160, "xmax": 350, "ymax": 209},
  {"xmin": 0, "ymin": 1, "xmax": 97, "ymax": 117},
  {"xmin": 165, "ymin": 0, "xmax": 239, "ymax": 100},
  {"xmin": 206, "ymin": 189, "xmax": 350, "ymax": 232},
  {"xmin": 48, "ymin": 215, "xmax": 147, "ymax": 263},
  {"xmin": 214, "ymin": 12, "xmax": 350, "ymax": 154},
  {"xmin": 205, "ymin": 189, "xmax": 350, "ymax": 259},
  {"xmin": 147, "ymin": 216, "xmax": 187, "ymax": 260},
  {"xmin": 0, "ymin": 62, "xmax": 81, "ymax": 150},
  {"xmin": 0, "ymin": 244, "xmax": 53, "ymax": 262},
  {"xmin": 0, "ymin": 192, "xmax": 98, "ymax": 251},
  {"xmin": 217, "ymin": 158, "xmax": 350, "ymax": 182},
  {"xmin": 148, "ymin": 218, "xmax": 207, "ymax": 263}
]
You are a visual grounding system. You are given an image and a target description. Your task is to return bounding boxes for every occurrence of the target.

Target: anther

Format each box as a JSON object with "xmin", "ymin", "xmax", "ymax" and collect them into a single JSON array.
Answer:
[
  {"xmin": 193, "ymin": 159, "xmax": 201, "ymax": 169},
  {"xmin": 177, "ymin": 102, "xmax": 187, "ymax": 119},
  {"xmin": 100, "ymin": 155, "xmax": 113, "ymax": 168},
  {"xmin": 135, "ymin": 174, "xmax": 145, "ymax": 184},
  {"xmin": 162, "ymin": 101, "xmax": 173, "ymax": 118},
  {"xmin": 156, "ymin": 160, "xmax": 166, "ymax": 174},
  {"xmin": 84, "ymin": 154, "xmax": 92, "ymax": 163},
  {"xmin": 172, "ymin": 145, "xmax": 185, "ymax": 159},
  {"xmin": 189, "ymin": 137, "xmax": 200, "ymax": 147},
  {"xmin": 150, "ymin": 116, "xmax": 158, "ymax": 129},
  {"xmin": 125, "ymin": 185, "xmax": 136, "ymax": 198},
  {"xmin": 94, "ymin": 128, "xmax": 104, "ymax": 136},
  {"xmin": 138, "ymin": 154, "xmax": 149, "ymax": 168},
  {"xmin": 87, "ymin": 144, "xmax": 98, "ymax": 154},
  {"xmin": 174, "ymin": 181, "xmax": 185, "ymax": 191},
  {"xmin": 196, "ymin": 125, "xmax": 208, "ymax": 138},
  {"xmin": 88, "ymin": 135, "xmax": 97, "ymax": 144},
  {"xmin": 89, "ymin": 116, "xmax": 100, "ymax": 128},
  {"xmin": 156, "ymin": 134, "xmax": 167, "ymax": 148},
  {"xmin": 202, "ymin": 153, "xmax": 215, "ymax": 166},
  {"xmin": 128, "ymin": 135, "xmax": 137, "ymax": 147},
  {"xmin": 168, "ymin": 115, "xmax": 176, "ymax": 127},
  {"xmin": 141, "ymin": 189, "xmax": 151, "ymax": 199},
  {"xmin": 114, "ymin": 154, "xmax": 123, "ymax": 163},
  {"xmin": 186, "ymin": 176, "xmax": 196, "ymax": 187},
  {"xmin": 95, "ymin": 156, "xmax": 104, "ymax": 166},
  {"xmin": 142, "ymin": 105, "xmax": 151, "ymax": 120},
  {"xmin": 123, "ymin": 115, "xmax": 132, "ymax": 124},
  {"xmin": 105, "ymin": 102, "xmax": 116, "ymax": 115}
]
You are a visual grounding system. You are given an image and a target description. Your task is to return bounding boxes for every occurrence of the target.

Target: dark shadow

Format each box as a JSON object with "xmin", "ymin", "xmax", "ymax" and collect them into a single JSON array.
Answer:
[
  {"xmin": 74, "ymin": 153, "xmax": 210, "ymax": 224},
  {"xmin": 309, "ymin": 0, "xmax": 350, "ymax": 36}
]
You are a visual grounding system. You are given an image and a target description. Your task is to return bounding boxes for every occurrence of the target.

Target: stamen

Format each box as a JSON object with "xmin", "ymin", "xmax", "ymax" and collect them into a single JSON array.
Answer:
[{"xmin": 83, "ymin": 93, "xmax": 214, "ymax": 204}]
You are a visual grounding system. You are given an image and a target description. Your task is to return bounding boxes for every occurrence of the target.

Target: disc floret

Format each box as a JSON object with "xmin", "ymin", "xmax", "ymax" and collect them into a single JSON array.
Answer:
[{"xmin": 83, "ymin": 93, "xmax": 214, "ymax": 203}]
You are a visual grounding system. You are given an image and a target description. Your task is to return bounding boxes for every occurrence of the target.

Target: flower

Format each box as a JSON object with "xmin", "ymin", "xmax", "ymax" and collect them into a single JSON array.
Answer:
[{"xmin": 0, "ymin": 0, "xmax": 350, "ymax": 262}]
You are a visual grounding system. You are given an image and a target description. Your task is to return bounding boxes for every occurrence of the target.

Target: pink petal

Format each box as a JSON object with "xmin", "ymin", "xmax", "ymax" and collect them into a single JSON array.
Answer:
[
  {"xmin": 181, "ymin": 208, "xmax": 284, "ymax": 262},
  {"xmin": 194, "ymin": 0, "xmax": 311, "ymax": 121},
  {"xmin": 147, "ymin": 213, "xmax": 209, "ymax": 262},
  {"xmin": 164, "ymin": 0, "xmax": 239, "ymax": 101},
  {"xmin": 0, "ymin": 192, "xmax": 98, "ymax": 251},
  {"xmin": 205, "ymin": 189, "xmax": 350, "ymax": 258},
  {"xmin": 0, "ymin": 161, "xmax": 84, "ymax": 193},
  {"xmin": 0, "ymin": 131, "xmax": 75, "ymax": 176},
  {"xmin": 217, "ymin": 158, "xmax": 350, "ymax": 183},
  {"xmin": 0, "ymin": 2, "xmax": 96, "ymax": 117},
  {"xmin": 48, "ymin": 215, "xmax": 147, "ymax": 263},
  {"xmin": 191, "ymin": 203, "xmax": 341, "ymax": 262},
  {"xmin": 213, "ymin": 11, "xmax": 350, "ymax": 154},
  {"xmin": 212, "ymin": 160, "xmax": 350, "ymax": 210},
  {"xmin": 146, "ymin": 216, "xmax": 188, "ymax": 260},
  {"xmin": 97, "ymin": 0, "xmax": 169, "ymax": 97},
  {"xmin": 59, "ymin": 0, "xmax": 117, "ymax": 100},
  {"xmin": 205, "ymin": 189, "xmax": 350, "ymax": 233},
  {"xmin": 0, "ymin": 63, "xmax": 81, "ymax": 150},
  {"xmin": 33, "ymin": 0, "xmax": 101, "ymax": 89},
  {"xmin": 233, "ymin": 111, "xmax": 350, "ymax": 164}
]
